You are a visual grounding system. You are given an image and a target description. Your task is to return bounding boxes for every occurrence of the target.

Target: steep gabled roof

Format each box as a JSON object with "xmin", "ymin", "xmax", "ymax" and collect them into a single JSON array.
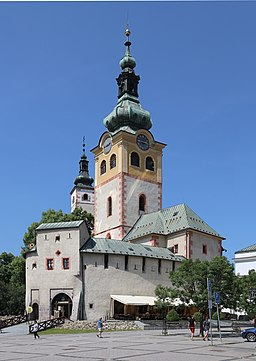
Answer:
[
  {"xmin": 235, "ymin": 243, "xmax": 256, "ymax": 254},
  {"xmin": 123, "ymin": 203, "xmax": 223, "ymax": 242},
  {"xmin": 80, "ymin": 237, "xmax": 184, "ymax": 261}
]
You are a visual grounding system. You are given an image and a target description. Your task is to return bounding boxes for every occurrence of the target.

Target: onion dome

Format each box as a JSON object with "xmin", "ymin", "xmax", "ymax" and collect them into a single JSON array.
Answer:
[
  {"xmin": 74, "ymin": 139, "xmax": 94, "ymax": 187},
  {"xmin": 119, "ymin": 28, "xmax": 136, "ymax": 70},
  {"xmin": 103, "ymin": 27, "xmax": 152, "ymax": 134}
]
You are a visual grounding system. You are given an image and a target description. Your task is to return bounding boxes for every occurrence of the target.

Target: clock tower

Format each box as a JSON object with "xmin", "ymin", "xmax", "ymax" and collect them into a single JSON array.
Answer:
[{"xmin": 92, "ymin": 28, "xmax": 166, "ymax": 240}]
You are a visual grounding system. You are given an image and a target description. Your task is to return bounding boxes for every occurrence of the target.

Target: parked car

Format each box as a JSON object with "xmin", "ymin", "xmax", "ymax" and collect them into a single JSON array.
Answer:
[{"xmin": 241, "ymin": 327, "xmax": 256, "ymax": 342}]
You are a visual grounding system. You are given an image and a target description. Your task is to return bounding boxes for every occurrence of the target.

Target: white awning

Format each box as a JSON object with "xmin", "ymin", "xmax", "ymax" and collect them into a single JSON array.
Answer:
[{"xmin": 111, "ymin": 295, "xmax": 157, "ymax": 306}]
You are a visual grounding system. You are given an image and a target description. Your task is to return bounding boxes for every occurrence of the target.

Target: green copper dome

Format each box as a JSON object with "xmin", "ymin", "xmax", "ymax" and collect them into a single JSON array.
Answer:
[
  {"xmin": 74, "ymin": 141, "xmax": 94, "ymax": 188},
  {"xmin": 103, "ymin": 28, "xmax": 152, "ymax": 134}
]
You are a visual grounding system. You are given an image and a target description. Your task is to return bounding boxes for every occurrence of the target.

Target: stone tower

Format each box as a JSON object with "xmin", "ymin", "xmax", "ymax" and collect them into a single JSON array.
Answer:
[
  {"xmin": 92, "ymin": 28, "xmax": 166, "ymax": 240},
  {"xmin": 70, "ymin": 139, "xmax": 94, "ymax": 215}
]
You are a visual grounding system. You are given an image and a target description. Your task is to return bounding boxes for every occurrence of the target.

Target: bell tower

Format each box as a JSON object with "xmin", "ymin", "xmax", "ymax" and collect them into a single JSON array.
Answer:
[
  {"xmin": 70, "ymin": 138, "xmax": 94, "ymax": 215},
  {"xmin": 92, "ymin": 28, "xmax": 166, "ymax": 240}
]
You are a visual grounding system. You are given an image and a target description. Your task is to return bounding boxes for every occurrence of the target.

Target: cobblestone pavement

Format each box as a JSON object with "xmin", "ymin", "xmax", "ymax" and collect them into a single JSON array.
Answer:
[{"xmin": 1, "ymin": 328, "xmax": 256, "ymax": 361}]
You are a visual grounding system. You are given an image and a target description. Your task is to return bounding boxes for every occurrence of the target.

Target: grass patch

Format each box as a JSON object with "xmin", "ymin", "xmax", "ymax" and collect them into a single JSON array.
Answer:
[
  {"xmin": 40, "ymin": 328, "xmax": 140, "ymax": 335},
  {"xmin": 40, "ymin": 328, "xmax": 97, "ymax": 335}
]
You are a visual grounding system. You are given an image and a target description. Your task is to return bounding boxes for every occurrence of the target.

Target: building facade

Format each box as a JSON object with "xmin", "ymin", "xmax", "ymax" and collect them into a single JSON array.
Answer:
[
  {"xmin": 234, "ymin": 243, "xmax": 256, "ymax": 276},
  {"xmin": 25, "ymin": 28, "xmax": 224, "ymax": 322}
]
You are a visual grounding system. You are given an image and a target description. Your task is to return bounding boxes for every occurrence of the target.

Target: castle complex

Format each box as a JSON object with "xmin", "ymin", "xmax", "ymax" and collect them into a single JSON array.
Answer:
[{"xmin": 26, "ymin": 29, "xmax": 224, "ymax": 321}]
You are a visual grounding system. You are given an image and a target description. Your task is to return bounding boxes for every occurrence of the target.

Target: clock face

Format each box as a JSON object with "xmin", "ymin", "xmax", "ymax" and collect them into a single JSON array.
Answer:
[
  {"xmin": 103, "ymin": 136, "xmax": 112, "ymax": 154},
  {"xmin": 136, "ymin": 134, "xmax": 149, "ymax": 151}
]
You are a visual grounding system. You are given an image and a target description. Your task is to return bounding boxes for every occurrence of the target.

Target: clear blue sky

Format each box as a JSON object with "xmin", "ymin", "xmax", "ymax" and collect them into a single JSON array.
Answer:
[{"xmin": 0, "ymin": 1, "xmax": 255, "ymax": 262}]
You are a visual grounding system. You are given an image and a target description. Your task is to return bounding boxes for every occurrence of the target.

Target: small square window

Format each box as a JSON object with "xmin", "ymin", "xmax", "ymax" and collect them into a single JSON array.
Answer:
[
  {"xmin": 62, "ymin": 258, "xmax": 70, "ymax": 270},
  {"xmin": 89, "ymin": 303, "xmax": 93, "ymax": 309},
  {"xmin": 203, "ymin": 245, "xmax": 207, "ymax": 254},
  {"xmin": 47, "ymin": 258, "xmax": 54, "ymax": 270},
  {"xmin": 55, "ymin": 235, "xmax": 60, "ymax": 242},
  {"xmin": 32, "ymin": 262, "xmax": 37, "ymax": 270}
]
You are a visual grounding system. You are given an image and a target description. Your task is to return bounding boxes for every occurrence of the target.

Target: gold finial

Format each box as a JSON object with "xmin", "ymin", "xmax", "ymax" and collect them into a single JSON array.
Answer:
[{"xmin": 125, "ymin": 28, "xmax": 131, "ymax": 37}]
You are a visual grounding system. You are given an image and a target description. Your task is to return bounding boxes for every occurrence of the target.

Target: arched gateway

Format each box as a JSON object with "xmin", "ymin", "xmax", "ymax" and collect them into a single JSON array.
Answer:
[{"xmin": 52, "ymin": 293, "xmax": 72, "ymax": 319}]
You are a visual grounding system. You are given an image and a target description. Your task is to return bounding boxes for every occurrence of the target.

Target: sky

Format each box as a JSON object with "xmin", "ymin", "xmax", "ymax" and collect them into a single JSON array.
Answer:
[{"xmin": 0, "ymin": 1, "xmax": 255, "ymax": 262}]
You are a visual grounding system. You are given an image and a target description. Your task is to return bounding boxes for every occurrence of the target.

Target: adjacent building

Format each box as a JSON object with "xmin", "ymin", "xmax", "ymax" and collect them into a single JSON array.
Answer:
[{"xmin": 234, "ymin": 243, "xmax": 256, "ymax": 276}]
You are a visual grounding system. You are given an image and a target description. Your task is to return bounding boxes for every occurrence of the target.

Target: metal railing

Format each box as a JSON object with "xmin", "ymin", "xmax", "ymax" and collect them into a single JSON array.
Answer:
[
  {"xmin": 29, "ymin": 317, "xmax": 65, "ymax": 334},
  {"xmin": 0, "ymin": 315, "xmax": 27, "ymax": 330}
]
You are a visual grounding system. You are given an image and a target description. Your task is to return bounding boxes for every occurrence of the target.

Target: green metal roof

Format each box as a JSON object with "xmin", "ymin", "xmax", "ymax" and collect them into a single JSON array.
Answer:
[
  {"xmin": 123, "ymin": 203, "xmax": 223, "ymax": 242},
  {"xmin": 36, "ymin": 220, "xmax": 84, "ymax": 231},
  {"xmin": 235, "ymin": 243, "xmax": 256, "ymax": 254},
  {"xmin": 81, "ymin": 237, "xmax": 184, "ymax": 261}
]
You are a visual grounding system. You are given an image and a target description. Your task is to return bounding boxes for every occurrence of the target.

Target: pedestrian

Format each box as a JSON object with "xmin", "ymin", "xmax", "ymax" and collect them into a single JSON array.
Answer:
[
  {"xmin": 188, "ymin": 316, "xmax": 196, "ymax": 340},
  {"xmin": 97, "ymin": 317, "xmax": 103, "ymax": 338},
  {"xmin": 203, "ymin": 318, "xmax": 210, "ymax": 341},
  {"xmin": 33, "ymin": 320, "xmax": 40, "ymax": 339}
]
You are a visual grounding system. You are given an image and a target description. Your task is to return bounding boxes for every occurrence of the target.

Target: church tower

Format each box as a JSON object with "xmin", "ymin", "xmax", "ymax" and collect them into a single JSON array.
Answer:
[
  {"xmin": 70, "ymin": 139, "xmax": 94, "ymax": 215},
  {"xmin": 92, "ymin": 28, "xmax": 166, "ymax": 240}
]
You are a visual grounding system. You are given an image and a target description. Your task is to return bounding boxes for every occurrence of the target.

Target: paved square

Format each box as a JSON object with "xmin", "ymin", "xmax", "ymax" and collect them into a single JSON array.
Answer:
[{"xmin": 1, "ymin": 327, "xmax": 256, "ymax": 361}]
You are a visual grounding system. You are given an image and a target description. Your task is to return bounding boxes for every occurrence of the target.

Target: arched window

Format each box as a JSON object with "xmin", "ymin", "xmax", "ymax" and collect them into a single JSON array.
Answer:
[
  {"xmin": 82, "ymin": 194, "xmax": 89, "ymax": 201},
  {"xmin": 100, "ymin": 160, "xmax": 106, "ymax": 175},
  {"xmin": 146, "ymin": 156, "xmax": 154, "ymax": 171},
  {"xmin": 139, "ymin": 194, "xmax": 146, "ymax": 212},
  {"xmin": 131, "ymin": 152, "xmax": 140, "ymax": 167},
  {"xmin": 107, "ymin": 196, "xmax": 112, "ymax": 216},
  {"xmin": 110, "ymin": 154, "xmax": 116, "ymax": 169}
]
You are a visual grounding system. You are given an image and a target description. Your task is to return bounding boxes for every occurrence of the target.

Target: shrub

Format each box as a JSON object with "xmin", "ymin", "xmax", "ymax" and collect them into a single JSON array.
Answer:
[
  {"xmin": 166, "ymin": 309, "xmax": 179, "ymax": 322},
  {"xmin": 212, "ymin": 311, "xmax": 224, "ymax": 320},
  {"xmin": 193, "ymin": 311, "xmax": 202, "ymax": 322}
]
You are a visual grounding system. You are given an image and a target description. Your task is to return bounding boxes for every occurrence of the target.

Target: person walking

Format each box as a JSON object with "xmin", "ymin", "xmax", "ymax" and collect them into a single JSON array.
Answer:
[
  {"xmin": 97, "ymin": 317, "xmax": 103, "ymax": 338},
  {"xmin": 188, "ymin": 316, "xmax": 196, "ymax": 340},
  {"xmin": 33, "ymin": 320, "xmax": 40, "ymax": 339},
  {"xmin": 203, "ymin": 318, "xmax": 210, "ymax": 341}
]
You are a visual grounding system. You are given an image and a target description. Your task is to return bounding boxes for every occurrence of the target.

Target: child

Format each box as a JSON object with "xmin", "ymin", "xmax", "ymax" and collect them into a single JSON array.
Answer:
[{"xmin": 33, "ymin": 320, "xmax": 40, "ymax": 339}]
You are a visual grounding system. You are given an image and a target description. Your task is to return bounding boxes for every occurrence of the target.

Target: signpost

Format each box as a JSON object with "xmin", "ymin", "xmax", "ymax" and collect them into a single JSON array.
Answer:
[
  {"xmin": 214, "ymin": 291, "xmax": 222, "ymax": 342},
  {"xmin": 207, "ymin": 278, "xmax": 213, "ymax": 345}
]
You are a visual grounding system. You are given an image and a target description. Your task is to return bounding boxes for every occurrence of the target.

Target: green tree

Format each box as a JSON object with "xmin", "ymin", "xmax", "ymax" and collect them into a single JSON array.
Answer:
[
  {"xmin": 7, "ymin": 256, "xmax": 25, "ymax": 315},
  {"xmin": 155, "ymin": 284, "xmax": 172, "ymax": 316},
  {"xmin": 168, "ymin": 258, "xmax": 209, "ymax": 312},
  {"xmin": 239, "ymin": 270, "xmax": 256, "ymax": 320},
  {"xmin": 155, "ymin": 256, "xmax": 239, "ymax": 316},
  {"xmin": 22, "ymin": 208, "xmax": 94, "ymax": 252},
  {"xmin": 0, "ymin": 253, "xmax": 25, "ymax": 315}
]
